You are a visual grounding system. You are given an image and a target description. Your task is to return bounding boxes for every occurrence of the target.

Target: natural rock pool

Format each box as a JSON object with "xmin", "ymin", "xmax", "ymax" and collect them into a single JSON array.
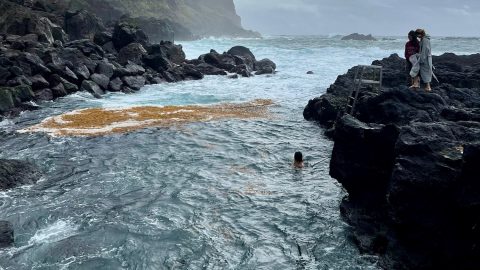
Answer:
[{"xmin": 2, "ymin": 36, "xmax": 478, "ymax": 269}]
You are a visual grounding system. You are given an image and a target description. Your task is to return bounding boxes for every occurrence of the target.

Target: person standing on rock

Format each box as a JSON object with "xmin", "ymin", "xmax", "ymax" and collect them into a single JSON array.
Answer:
[
  {"xmin": 410, "ymin": 29, "xmax": 433, "ymax": 91},
  {"xmin": 405, "ymin": 30, "xmax": 420, "ymax": 85}
]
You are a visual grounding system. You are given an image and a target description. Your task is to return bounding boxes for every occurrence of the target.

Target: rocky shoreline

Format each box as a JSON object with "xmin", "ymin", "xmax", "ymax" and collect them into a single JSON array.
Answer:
[
  {"xmin": 0, "ymin": 0, "xmax": 276, "ymax": 120},
  {"xmin": 304, "ymin": 53, "xmax": 480, "ymax": 269},
  {"xmin": 0, "ymin": 0, "xmax": 276, "ymax": 248}
]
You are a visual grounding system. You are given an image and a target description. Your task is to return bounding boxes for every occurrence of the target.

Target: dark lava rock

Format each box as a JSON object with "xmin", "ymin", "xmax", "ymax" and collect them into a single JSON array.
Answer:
[
  {"xmin": 194, "ymin": 63, "xmax": 227, "ymax": 76},
  {"xmin": 112, "ymin": 22, "xmax": 149, "ymax": 51},
  {"xmin": 121, "ymin": 75, "xmax": 145, "ymax": 91},
  {"xmin": 0, "ymin": 0, "xmax": 66, "ymax": 44},
  {"xmin": 304, "ymin": 53, "xmax": 480, "ymax": 269},
  {"xmin": 29, "ymin": 74, "xmax": 49, "ymax": 90},
  {"xmin": 93, "ymin": 31, "xmax": 112, "ymax": 46},
  {"xmin": 0, "ymin": 85, "xmax": 35, "ymax": 113},
  {"xmin": 65, "ymin": 9, "xmax": 105, "ymax": 41},
  {"xmin": 0, "ymin": 159, "xmax": 41, "ymax": 190},
  {"xmin": 90, "ymin": 73, "xmax": 110, "ymax": 90},
  {"xmin": 114, "ymin": 62, "xmax": 145, "ymax": 77},
  {"xmin": 255, "ymin": 58, "xmax": 277, "ymax": 72},
  {"xmin": 117, "ymin": 43, "xmax": 147, "ymax": 65},
  {"xmin": 108, "ymin": 77, "xmax": 123, "ymax": 92},
  {"xmin": 95, "ymin": 62, "xmax": 115, "ymax": 79},
  {"xmin": 307, "ymin": 71, "xmax": 314, "ymax": 74},
  {"xmin": 143, "ymin": 53, "xmax": 172, "ymax": 72},
  {"xmin": 80, "ymin": 80, "xmax": 103, "ymax": 98},
  {"xmin": 34, "ymin": 88, "xmax": 53, "ymax": 101},
  {"xmin": 73, "ymin": 64, "xmax": 90, "ymax": 81},
  {"xmin": 0, "ymin": 221, "xmax": 14, "ymax": 248},
  {"xmin": 227, "ymin": 46, "xmax": 256, "ymax": 62},
  {"xmin": 255, "ymin": 66, "xmax": 274, "ymax": 75},
  {"xmin": 51, "ymin": 83, "xmax": 67, "ymax": 98},
  {"xmin": 341, "ymin": 33, "xmax": 377, "ymax": 41}
]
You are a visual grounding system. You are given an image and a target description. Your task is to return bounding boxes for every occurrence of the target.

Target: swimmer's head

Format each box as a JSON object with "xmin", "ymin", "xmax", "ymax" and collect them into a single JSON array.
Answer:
[{"xmin": 294, "ymin": 152, "xmax": 303, "ymax": 162}]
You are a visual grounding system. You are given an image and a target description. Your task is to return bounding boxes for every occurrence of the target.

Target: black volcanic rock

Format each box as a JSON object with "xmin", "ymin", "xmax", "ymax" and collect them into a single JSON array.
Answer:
[
  {"xmin": 227, "ymin": 46, "xmax": 256, "ymax": 62},
  {"xmin": 304, "ymin": 53, "xmax": 480, "ymax": 269},
  {"xmin": 0, "ymin": 0, "xmax": 275, "ymax": 117},
  {"xmin": 112, "ymin": 22, "xmax": 149, "ymax": 51},
  {"xmin": 0, "ymin": 221, "xmax": 13, "ymax": 248},
  {"xmin": 341, "ymin": 33, "xmax": 377, "ymax": 41},
  {"xmin": 117, "ymin": 43, "xmax": 147, "ymax": 65},
  {"xmin": 65, "ymin": 9, "xmax": 105, "ymax": 41},
  {"xmin": 0, "ymin": 159, "xmax": 41, "ymax": 191}
]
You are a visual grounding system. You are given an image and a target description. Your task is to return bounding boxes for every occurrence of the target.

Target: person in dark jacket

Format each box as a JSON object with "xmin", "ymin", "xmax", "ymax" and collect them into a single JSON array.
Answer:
[{"xmin": 405, "ymin": 30, "xmax": 420, "ymax": 85}]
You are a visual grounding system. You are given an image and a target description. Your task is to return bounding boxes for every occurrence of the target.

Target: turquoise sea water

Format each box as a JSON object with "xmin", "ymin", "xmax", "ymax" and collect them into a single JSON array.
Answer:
[{"xmin": 0, "ymin": 36, "xmax": 479, "ymax": 269}]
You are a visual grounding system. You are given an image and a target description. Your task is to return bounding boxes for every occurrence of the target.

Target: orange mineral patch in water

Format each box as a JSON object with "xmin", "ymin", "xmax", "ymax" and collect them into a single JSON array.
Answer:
[{"xmin": 20, "ymin": 99, "xmax": 274, "ymax": 137}]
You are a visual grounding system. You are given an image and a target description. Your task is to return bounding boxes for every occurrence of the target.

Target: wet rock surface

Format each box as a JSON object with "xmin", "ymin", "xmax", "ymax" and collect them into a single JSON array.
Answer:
[
  {"xmin": 304, "ymin": 53, "xmax": 480, "ymax": 269},
  {"xmin": 0, "ymin": 221, "xmax": 14, "ymax": 248},
  {"xmin": 0, "ymin": 0, "xmax": 276, "ymax": 118},
  {"xmin": 0, "ymin": 159, "xmax": 41, "ymax": 191}
]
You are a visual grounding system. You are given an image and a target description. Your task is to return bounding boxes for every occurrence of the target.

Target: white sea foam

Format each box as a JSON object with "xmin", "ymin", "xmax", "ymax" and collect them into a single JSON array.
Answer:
[{"xmin": 28, "ymin": 219, "xmax": 79, "ymax": 245}]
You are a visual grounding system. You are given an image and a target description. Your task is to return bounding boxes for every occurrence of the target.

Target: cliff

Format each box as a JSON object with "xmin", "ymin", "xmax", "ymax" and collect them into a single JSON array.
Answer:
[
  {"xmin": 66, "ymin": 0, "xmax": 260, "ymax": 39},
  {"xmin": 304, "ymin": 54, "xmax": 480, "ymax": 269}
]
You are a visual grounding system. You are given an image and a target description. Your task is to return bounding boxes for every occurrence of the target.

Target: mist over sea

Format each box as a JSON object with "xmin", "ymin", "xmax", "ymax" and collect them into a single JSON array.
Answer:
[{"xmin": 0, "ymin": 36, "xmax": 479, "ymax": 269}]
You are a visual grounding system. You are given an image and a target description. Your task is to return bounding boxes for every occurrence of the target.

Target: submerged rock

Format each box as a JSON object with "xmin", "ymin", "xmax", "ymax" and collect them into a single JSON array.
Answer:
[
  {"xmin": 0, "ymin": 159, "xmax": 41, "ymax": 190},
  {"xmin": 0, "ymin": 221, "xmax": 13, "ymax": 248}
]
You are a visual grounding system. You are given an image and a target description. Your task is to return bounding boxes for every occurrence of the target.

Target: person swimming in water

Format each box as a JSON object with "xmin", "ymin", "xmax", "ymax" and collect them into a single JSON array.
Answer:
[{"xmin": 293, "ymin": 152, "xmax": 304, "ymax": 168}]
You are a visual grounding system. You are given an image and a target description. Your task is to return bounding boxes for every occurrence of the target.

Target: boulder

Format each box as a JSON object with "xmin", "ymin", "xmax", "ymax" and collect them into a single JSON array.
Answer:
[
  {"xmin": 93, "ymin": 31, "xmax": 112, "ymax": 46},
  {"xmin": 143, "ymin": 53, "xmax": 172, "ymax": 72},
  {"xmin": 90, "ymin": 73, "xmax": 110, "ymax": 90},
  {"xmin": 29, "ymin": 74, "xmax": 49, "ymax": 89},
  {"xmin": 108, "ymin": 77, "xmax": 123, "ymax": 92},
  {"xmin": 0, "ymin": 88, "xmax": 15, "ymax": 113},
  {"xmin": 117, "ymin": 43, "xmax": 147, "ymax": 65},
  {"xmin": 232, "ymin": 64, "xmax": 252, "ymax": 77},
  {"xmin": 95, "ymin": 61, "xmax": 115, "ymax": 79},
  {"xmin": 34, "ymin": 88, "xmax": 53, "ymax": 101},
  {"xmin": 0, "ymin": 159, "xmax": 41, "ymax": 190},
  {"xmin": 255, "ymin": 66, "xmax": 274, "ymax": 75},
  {"xmin": 0, "ymin": 221, "xmax": 13, "ymax": 248},
  {"xmin": 51, "ymin": 83, "xmax": 67, "ymax": 98},
  {"xmin": 121, "ymin": 75, "xmax": 145, "ymax": 91},
  {"xmin": 80, "ymin": 80, "xmax": 103, "ymax": 98},
  {"xmin": 194, "ymin": 63, "xmax": 227, "ymax": 76},
  {"xmin": 227, "ymin": 46, "xmax": 256, "ymax": 62},
  {"xmin": 7, "ymin": 75, "xmax": 32, "ymax": 87},
  {"xmin": 73, "ymin": 64, "xmax": 90, "ymax": 80},
  {"xmin": 0, "ymin": 1, "xmax": 64, "ymax": 44},
  {"xmin": 64, "ymin": 9, "xmax": 105, "ymax": 41},
  {"xmin": 255, "ymin": 58, "xmax": 276, "ymax": 72},
  {"xmin": 114, "ymin": 62, "xmax": 145, "ymax": 77},
  {"xmin": 112, "ymin": 22, "xmax": 149, "ymax": 50}
]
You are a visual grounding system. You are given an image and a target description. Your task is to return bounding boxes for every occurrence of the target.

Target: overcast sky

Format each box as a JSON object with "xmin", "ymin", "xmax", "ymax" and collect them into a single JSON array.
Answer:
[{"xmin": 234, "ymin": 0, "xmax": 480, "ymax": 37}]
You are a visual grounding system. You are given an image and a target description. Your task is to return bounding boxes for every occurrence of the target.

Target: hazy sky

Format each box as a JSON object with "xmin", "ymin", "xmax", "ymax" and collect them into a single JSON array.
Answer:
[{"xmin": 234, "ymin": 0, "xmax": 480, "ymax": 36}]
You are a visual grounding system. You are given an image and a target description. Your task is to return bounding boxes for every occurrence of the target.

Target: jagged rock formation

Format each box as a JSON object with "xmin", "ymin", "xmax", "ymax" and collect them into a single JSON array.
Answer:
[
  {"xmin": 0, "ymin": 159, "xmax": 42, "ymax": 248},
  {"xmin": 304, "ymin": 53, "xmax": 480, "ymax": 269},
  {"xmin": 341, "ymin": 33, "xmax": 377, "ymax": 41},
  {"xmin": 0, "ymin": 0, "xmax": 276, "ymax": 119},
  {"xmin": 65, "ymin": 0, "xmax": 260, "ymax": 39}
]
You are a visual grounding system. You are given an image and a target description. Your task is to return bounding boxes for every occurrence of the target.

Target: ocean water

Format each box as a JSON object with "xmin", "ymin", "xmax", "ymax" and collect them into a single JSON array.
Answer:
[{"xmin": 0, "ymin": 36, "xmax": 479, "ymax": 269}]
